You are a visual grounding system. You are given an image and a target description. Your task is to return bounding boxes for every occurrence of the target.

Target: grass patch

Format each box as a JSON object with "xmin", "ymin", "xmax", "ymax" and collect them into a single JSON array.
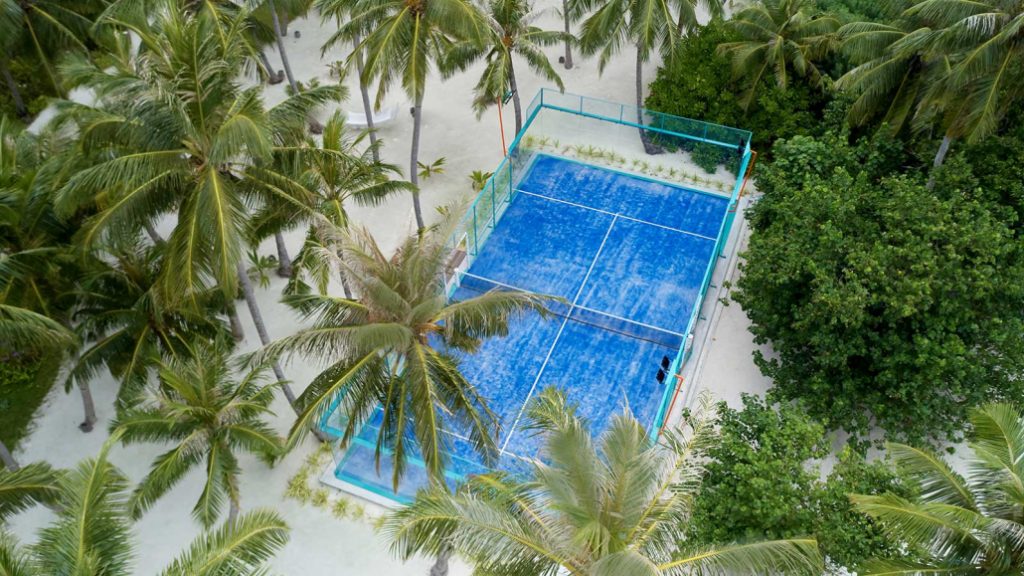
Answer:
[{"xmin": 0, "ymin": 354, "xmax": 52, "ymax": 451}]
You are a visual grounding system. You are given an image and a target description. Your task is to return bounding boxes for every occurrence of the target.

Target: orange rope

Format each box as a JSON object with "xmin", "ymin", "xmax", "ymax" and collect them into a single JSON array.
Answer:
[
  {"xmin": 659, "ymin": 375, "xmax": 686, "ymax": 435},
  {"xmin": 497, "ymin": 98, "xmax": 508, "ymax": 156},
  {"xmin": 738, "ymin": 150, "xmax": 759, "ymax": 198}
]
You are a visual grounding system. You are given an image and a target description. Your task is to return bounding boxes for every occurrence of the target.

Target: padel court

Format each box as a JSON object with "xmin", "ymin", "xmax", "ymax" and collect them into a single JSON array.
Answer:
[{"xmin": 329, "ymin": 152, "xmax": 733, "ymax": 502}]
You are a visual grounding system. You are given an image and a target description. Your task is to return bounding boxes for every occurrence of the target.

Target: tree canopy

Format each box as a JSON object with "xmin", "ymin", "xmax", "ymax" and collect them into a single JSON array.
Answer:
[{"xmin": 735, "ymin": 133, "xmax": 1024, "ymax": 445}]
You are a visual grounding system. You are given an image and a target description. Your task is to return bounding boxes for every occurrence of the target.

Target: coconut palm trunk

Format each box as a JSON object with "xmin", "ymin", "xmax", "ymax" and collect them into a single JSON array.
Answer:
[
  {"xmin": 228, "ymin": 496, "xmax": 240, "ymax": 525},
  {"xmin": 508, "ymin": 58, "xmax": 523, "ymax": 134},
  {"xmin": 235, "ymin": 262, "xmax": 299, "ymax": 412},
  {"xmin": 409, "ymin": 92, "xmax": 426, "ymax": 231},
  {"xmin": 268, "ymin": 0, "xmax": 298, "ymax": 90},
  {"xmin": 227, "ymin": 303, "xmax": 245, "ymax": 341},
  {"xmin": 927, "ymin": 133, "xmax": 953, "ymax": 190},
  {"xmin": 0, "ymin": 439, "xmax": 19, "ymax": 471},
  {"xmin": 0, "ymin": 57, "xmax": 27, "ymax": 118},
  {"xmin": 561, "ymin": 0, "xmax": 573, "ymax": 69},
  {"xmin": 258, "ymin": 49, "xmax": 282, "ymax": 84},
  {"xmin": 78, "ymin": 380, "xmax": 97, "ymax": 432},
  {"xmin": 274, "ymin": 232, "xmax": 293, "ymax": 277},
  {"xmin": 429, "ymin": 543, "xmax": 453, "ymax": 576},
  {"xmin": 268, "ymin": 0, "xmax": 322, "ymax": 134},
  {"xmin": 635, "ymin": 44, "xmax": 659, "ymax": 154},
  {"xmin": 143, "ymin": 222, "xmax": 163, "ymax": 245},
  {"xmin": 353, "ymin": 34, "xmax": 380, "ymax": 163}
]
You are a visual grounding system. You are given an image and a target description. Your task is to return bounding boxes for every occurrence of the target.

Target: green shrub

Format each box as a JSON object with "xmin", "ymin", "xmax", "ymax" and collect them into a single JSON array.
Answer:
[
  {"xmin": 645, "ymin": 18, "xmax": 826, "ymax": 154},
  {"xmin": 690, "ymin": 396, "xmax": 913, "ymax": 571},
  {"xmin": 0, "ymin": 354, "xmax": 50, "ymax": 451},
  {"xmin": 736, "ymin": 143, "xmax": 1024, "ymax": 445}
]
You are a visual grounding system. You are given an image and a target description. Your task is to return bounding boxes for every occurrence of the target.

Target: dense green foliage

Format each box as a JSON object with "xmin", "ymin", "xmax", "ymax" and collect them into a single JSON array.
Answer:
[
  {"xmin": 645, "ymin": 18, "xmax": 825, "ymax": 152},
  {"xmin": 0, "ymin": 355, "xmax": 48, "ymax": 451},
  {"xmin": 735, "ymin": 133, "xmax": 1024, "ymax": 444},
  {"xmin": 815, "ymin": 0, "xmax": 894, "ymax": 22},
  {"xmin": 689, "ymin": 396, "xmax": 911, "ymax": 570}
]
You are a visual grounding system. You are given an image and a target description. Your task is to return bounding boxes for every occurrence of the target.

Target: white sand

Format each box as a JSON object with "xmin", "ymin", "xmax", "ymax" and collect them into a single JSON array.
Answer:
[{"xmin": 7, "ymin": 2, "xmax": 773, "ymax": 574}]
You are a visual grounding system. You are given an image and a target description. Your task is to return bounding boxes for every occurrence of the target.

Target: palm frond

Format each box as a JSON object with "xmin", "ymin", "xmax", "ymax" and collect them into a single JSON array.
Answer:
[
  {"xmin": 0, "ymin": 462, "xmax": 62, "ymax": 523},
  {"xmin": 159, "ymin": 509, "xmax": 289, "ymax": 576}
]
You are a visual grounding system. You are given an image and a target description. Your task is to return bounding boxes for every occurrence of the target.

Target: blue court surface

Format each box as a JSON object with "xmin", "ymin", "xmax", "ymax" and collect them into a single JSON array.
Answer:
[{"xmin": 333, "ymin": 154, "xmax": 729, "ymax": 501}]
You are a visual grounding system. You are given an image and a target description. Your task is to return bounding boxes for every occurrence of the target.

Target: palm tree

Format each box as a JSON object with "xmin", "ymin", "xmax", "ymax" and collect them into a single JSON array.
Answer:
[
  {"xmin": 386, "ymin": 388, "xmax": 823, "ymax": 576},
  {"xmin": 316, "ymin": 0, "xmax": 382, "ymax": 162},
  {"xmin": 111, "ymin": 340, "xmax": 283, "ymax": 528},
  {"xmin": 0, "ymin": 117, "xmax": 93, "ymax": 435},
  {"xmin": 98, "ymin": 0, "xmax": 315, "ymax": 271},
  {"xmin": 914, "ymin": 0, "xmax": 1024, "ymax": 146},
  {"xmin": 575, "ymin": 0, "xmax": 684, "ymax": 153},
  {"xmin": 444, "ymin": 0, "xmax": 566, "ymax": 134},
  {"xmin": 560, "ymin": 0, "xmax": 577, "ymax": 69},
  {"xmin": 255, "ymin": 112, "xmax": 414, "ymax": 298},
  {"xmin": 837, "ymin": 0, "xmax": 1024, "ymax": 173},
  {"xmin": 321, "ymin": 0, "xmax": 487, "ymax": 230},
  {"xmin": 674, "ymin": 0, "xmax": 725, "ymax": 35},
  {"xmin": 257, "ymin": 214, "xmax": 555, "ymax": 488},
  {"xmin": 834, "ymin": 7, "xmax": 938, "ymax": 135},
  {"xmin": 55, "ymin": 4, "xmax": 341, "ymax": 412},
  {"xmin": 853, "ymin": 403, "xmax": 1024, "ymax": 575},
  {"xmin": 717, "ymin": 0, "xmax": 839, "ymax": 110},
  {"xmin": 0, "ymin": 438, "xmax": 289, "ymax": 575},
  {"xmin": 0, "ymin": 0, "xmax": 103, "ymax": 108},
  {"xmin": 67, "ymin": 239, "xmax": 230, "ymax": 416},
  {"xmin": 0, "ymin": 117, "xmax": 82, "ymax": 325}
]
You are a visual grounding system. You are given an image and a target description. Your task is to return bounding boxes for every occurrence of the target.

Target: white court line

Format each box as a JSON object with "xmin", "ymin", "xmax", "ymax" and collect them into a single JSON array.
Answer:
[
  {"xmin": 515, "ymin": 188, "xmax": 718, "ymax": 242},
  {"xmin": 499, "ymin": 214, "xmax": 619, "ymax": 454},
  {"xmin": 457, "ymin": 270, "xmax": 684, "ymax": 338}
]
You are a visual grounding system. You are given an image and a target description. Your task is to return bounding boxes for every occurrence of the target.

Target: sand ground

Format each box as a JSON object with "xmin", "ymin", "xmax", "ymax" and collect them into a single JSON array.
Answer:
[{"xmin": 8, "ymin": 3, "xmax": 772, "ymax": 574}]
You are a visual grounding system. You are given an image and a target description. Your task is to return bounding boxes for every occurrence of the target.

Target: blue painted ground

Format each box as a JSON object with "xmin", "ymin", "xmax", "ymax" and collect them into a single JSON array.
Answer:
[{"xmin": 334, "ymin": 154, "xmax": 729, "ymax": 501}]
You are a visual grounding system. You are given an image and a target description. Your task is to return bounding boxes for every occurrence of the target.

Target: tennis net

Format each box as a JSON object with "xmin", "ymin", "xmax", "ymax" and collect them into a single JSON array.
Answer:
[{"xmin": 454, "ymin": 271, "xmax": 684, "ymax": 349}]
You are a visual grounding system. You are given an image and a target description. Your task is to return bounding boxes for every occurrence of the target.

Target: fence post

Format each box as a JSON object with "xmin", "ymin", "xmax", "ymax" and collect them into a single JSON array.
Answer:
[{"xmin": 472, "ymin": 206, "xmax": 479, "ymax": 255}]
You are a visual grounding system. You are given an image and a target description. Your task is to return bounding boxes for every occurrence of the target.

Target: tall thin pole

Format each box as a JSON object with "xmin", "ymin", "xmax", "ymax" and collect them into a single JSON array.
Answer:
[{"xmin": 497, "ymin": 98, "xmax": 507, "ymax": 156}]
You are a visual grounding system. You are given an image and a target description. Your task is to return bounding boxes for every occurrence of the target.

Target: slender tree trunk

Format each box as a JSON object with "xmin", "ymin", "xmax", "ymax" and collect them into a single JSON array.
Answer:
[
  {"xmin": 409, "ymin": 91, "xmax": 426, "ymax": 231},
  {"xmin": 274, "ymin": 232, "xmax": 293, "ymax": 278},
  {"xmin": 926, "ymin": 133, "xmax": 953, "ymax": 190},
  {"xmin": 258, "ymin": 49, "xmax": 282, "ymax": 85},
  {"xmin": 78, "ymin": 381, "xmax": 97, "ymax": 432},
  {"xmin": 0, "ymin": 440, "xmax": 19, "ymax": 471},
  {"xmin": 509, "ymin": 59, "xmax": 523, "ymax": 134},
  {"xmin": 339, "ymin": 264, "xmax": 353, "ymax": 299},
  {"xmin": 635, "ymin": 45, "xmax": 661, "ymax": 155},
  {"xmin": 0, "ymin": 56, "xmax": 27, "ymax": 118},
  {"xmin": 228, "ymin": 496, "xmax": 240, "ymax": 525},
  {"xmin": 227, "ymin": 303, "xmax": 244, "ymax": 341},
  {"xmin": 429, "ymin": 543, "xmax": 453, "ymax": 576},
  {"xmin": 236, "ymin": 262, "xmax": 299, "ymax": 412},
  {"xmin": 562, "ymin": 0, "xmax": 573, "ymax": 70},
  {"xmin": 268, "ymin": 0, "xmax": 322, "ymax": 134},
  {"xmin": 269, "ymin": 1, "xmax": 297, "ymax": 92},
  {"xmin": 144, "ymin": 222, "xmax": 163, "ymax": 245},
  {"xmin": 353, "ymin": 34, "xmax": 380, "ymax": 163}
]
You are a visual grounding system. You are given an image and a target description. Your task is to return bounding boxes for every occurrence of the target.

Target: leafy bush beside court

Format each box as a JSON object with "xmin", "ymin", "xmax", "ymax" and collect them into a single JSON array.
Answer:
[
  {"xmin": 689, "ymin": 395, "xmax": 913, "ymax": 571},
  {"xmin": 734, "ymin": 135, "xmax": 1024, "ymax": 445}
]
